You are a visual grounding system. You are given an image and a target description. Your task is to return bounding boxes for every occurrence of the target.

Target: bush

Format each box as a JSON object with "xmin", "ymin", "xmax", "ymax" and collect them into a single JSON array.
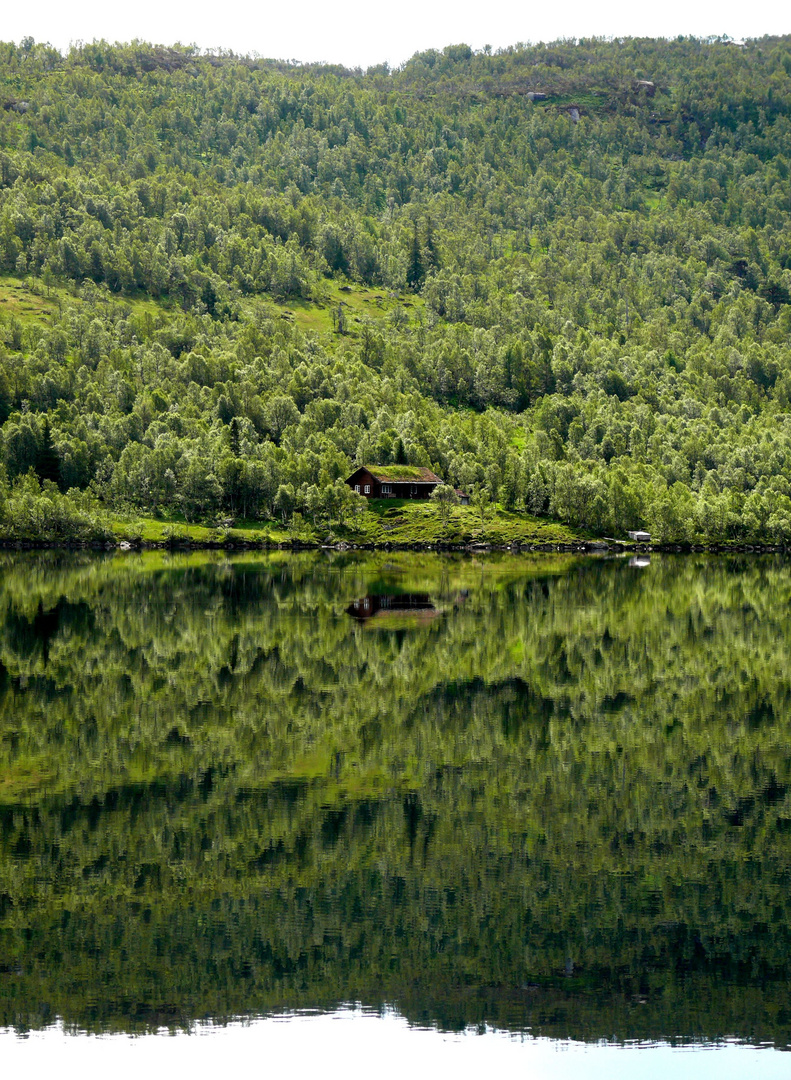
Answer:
[{"xmin": 0, "ymin": 473, "xmax": 113, "ymax": 543}]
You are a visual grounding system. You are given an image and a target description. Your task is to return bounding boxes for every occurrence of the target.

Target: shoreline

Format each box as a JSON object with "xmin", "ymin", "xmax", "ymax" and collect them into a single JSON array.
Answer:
[{"xmin": 0, "ymin": 538, "xmax": 786, "ymax": 555}]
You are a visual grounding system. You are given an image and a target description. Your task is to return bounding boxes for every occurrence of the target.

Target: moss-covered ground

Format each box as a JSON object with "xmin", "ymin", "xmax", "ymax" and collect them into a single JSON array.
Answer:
[
  {"xmin": 276, "ymin": 281, "xmax": 424, "ymax": 335},
  {"xmin": 112, "ymin": 501, "xmax": 588, "ymax": 547},
  {"xmin": 0, "ymin": 276, "xmax": 64, "ymax": 325},
  {"xmin": 336, "ymin": 499, "xmax": 589, "ymax": 545},
  {"xmin": 0, "ymin": 273, "xmax": 420, "ymax": 340},
  {"xmin": 0, "ymin": 274, "xmax": 175, "ymax": 328}
]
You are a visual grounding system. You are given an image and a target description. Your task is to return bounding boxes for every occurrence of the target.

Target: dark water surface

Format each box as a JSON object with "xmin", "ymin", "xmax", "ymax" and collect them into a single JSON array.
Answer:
[{"xmin": 0, "ymin": 551, "xmax": 790, "ymax": 1056}]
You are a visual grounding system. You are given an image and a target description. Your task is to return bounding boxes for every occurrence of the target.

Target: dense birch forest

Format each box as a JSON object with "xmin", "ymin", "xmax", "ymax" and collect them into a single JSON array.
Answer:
[{"xmin": 1, "ymin": 37, "xmax": 791, "ymax": 540}]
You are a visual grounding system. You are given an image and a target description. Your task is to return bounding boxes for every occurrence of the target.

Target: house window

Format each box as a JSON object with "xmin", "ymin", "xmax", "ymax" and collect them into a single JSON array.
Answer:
[
  {"xmin": 382, "ymin": 484, "xmax": 392, "ymax": 494},
  {"xmin": 410, "ymin": 485, "xmax": 418, "ymax": 495},
  {"xmin": 354, "ymin": 485, "xmax": 360, "ymax": 493},
  {"xmin": 364, "ymin": 484, "xmax": 370, "ymax": 494}
]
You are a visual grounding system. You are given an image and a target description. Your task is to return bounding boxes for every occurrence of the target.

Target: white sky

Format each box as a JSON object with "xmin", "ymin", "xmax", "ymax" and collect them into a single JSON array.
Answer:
[{"xmin": 1, "ymin": 0, "xmax": 788, "ymax": 70}]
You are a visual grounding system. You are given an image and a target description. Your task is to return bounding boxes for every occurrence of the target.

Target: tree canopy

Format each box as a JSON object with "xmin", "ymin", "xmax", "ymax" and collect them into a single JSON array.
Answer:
[{"xmin": 1, "ymin": 36, "xmax": 791, "ymax": 539}]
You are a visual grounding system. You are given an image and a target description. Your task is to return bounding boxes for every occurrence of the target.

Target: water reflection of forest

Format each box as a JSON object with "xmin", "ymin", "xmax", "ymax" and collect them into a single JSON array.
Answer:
[{"xmin": 0, "ymin": 551, "xmax": 789, "ymax": 1045}]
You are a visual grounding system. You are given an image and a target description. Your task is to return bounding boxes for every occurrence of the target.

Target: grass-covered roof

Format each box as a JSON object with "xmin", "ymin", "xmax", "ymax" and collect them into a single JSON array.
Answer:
[{"xmin": 360, "ymin": 466, "xmax": 442, "ymax": 483}]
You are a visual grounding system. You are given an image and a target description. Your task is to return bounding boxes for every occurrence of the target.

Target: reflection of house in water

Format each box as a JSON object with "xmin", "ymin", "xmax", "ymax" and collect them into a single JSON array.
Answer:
[
  {"xmin": 629, "ymin": 556, "xmax": 651, "ymax": 568},
  {"xmin": 346, "ymin": 593, "xmax": 439, "ymax": 627}
]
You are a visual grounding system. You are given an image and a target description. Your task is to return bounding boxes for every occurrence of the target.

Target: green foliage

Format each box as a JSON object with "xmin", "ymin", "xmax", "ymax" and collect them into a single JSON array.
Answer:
[
  {"xmin": 429, "ymin": 482, "xmax": 459, "ymax": 526},
  {"xmin": 0, "ymin": 472, "xmax": 111, "ymax": 541},
  {"xmin": 1, "ymin": 38, "xmax": 791, "ymax": 539}
]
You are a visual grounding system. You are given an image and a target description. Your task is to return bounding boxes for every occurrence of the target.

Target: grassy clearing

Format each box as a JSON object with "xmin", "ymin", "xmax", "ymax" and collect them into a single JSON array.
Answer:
[
  {"xmin": 112, "ymin": 516, "xmax": 217, "ymax": 543},
  {"xmin": 111, "ymin": 512, "xmax": 291, "ymax": 545},
  {"xmin": 342, "ymin": 500, "xmax": 587, "ymax": 545},
  {"xmin": 0, "ymin": 273, "xmax": 418, "ymax": 338},
  {"xmin": 541, "ymin": 91, "xmax": 606, "ymax": 111},
  {"xmin": 278, "ymin": 281, "xmax": 424, "ymax": 335},
  {"xmin": 111, "ymin": 501, "xmax": 587, "ymax": 547},
  {"xmin": 0, "ymin": 276, "xmax": 63, "ymax": 324},
  {"xmin": 0, "ymin": 274, "xmax": 177, "ymax": 329}
]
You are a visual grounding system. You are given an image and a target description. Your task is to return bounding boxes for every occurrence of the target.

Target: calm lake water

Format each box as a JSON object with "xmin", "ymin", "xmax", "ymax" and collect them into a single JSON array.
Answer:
[{"xmin": 0, "ymin": 551, "xmax": 789, "ymax": 1071}]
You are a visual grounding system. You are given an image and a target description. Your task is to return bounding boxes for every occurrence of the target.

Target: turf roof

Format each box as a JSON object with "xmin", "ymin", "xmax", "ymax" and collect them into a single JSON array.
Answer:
[{"xmin": 352, "ymin": 465, "xmax": 443, "ymax": 483}]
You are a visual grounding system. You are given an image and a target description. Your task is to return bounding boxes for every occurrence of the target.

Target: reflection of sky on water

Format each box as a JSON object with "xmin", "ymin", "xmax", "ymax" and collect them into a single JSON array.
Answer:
[{"xmin": 2, "ymin": 1010, "xmax": 788, "ymax": 1080}]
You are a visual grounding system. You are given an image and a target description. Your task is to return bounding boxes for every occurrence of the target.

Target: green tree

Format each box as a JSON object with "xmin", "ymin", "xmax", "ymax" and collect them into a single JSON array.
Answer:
[
  {"xmin": 36, "ymin": 419, "xmax": 61, "ymax": 487},
  {"xmin": 406, "ymin": 221, "xmax": 425, "ymax": 290},
  {"xmin": 265, "ymin": 396, "xmax": 300, "ymax": 446},
  {"xmin": 274, "ymin": 482, "xmax": 295, "ymax": 523},
  {"xmin": 470, "ymin": 483, "xmax": 491, "ymax": 528},
  {"xmin": 430, "ymin": 483, "xmax": 458, "ymax": 528}
]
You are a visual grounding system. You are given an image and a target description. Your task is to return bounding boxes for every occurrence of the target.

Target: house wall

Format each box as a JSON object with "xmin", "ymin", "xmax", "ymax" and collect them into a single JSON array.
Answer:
[
  {"xmin": 346, "ymin": 469, "xmax": 437, "ymax": 499},
  {"xmin": 347, "ymin": 469, "xmax": 380, "ymax": 497},
  {"xmin": 390, "ymin": 482, "xmax": 433, "ymax": 500}
]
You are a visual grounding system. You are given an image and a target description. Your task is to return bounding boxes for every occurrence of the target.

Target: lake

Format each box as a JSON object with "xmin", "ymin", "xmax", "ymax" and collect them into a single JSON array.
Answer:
[{"xmin": 0, "ymin": 551, "xmax": 789, "ymax": 1072}]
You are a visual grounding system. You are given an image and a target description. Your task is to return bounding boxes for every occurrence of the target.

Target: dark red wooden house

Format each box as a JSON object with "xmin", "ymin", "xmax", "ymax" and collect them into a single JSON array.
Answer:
[{"xmin": 346, "ymin": 465, "xmax": 443, "ymax": 500}]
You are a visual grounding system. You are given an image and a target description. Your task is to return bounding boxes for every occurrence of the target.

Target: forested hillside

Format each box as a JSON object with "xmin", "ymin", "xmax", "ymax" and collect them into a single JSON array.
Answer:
[{"xmin": 2, "ymin": 36, "xmax": 791, "ymax": 540}]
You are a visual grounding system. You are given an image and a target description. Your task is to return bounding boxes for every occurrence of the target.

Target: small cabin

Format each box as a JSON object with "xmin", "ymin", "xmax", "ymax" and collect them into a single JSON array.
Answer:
[
  {"xmin": 628, "ymin": 529, "xmax": 651, "ymax": 542},
  {"xmin": 455, "ymin": 489, "xmax": 470, "ymax": 505},
  {"xmin": 346, "ymin": 465, "xmax": 443, "ymax": 500},
  {"xmin": 346, "ymin": 593, "xmax": 438, "ymax": 625}
]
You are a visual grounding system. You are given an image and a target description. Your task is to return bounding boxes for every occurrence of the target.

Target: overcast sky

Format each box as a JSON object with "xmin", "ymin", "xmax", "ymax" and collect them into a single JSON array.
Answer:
[{"xmin": 2, "ymin": 0, "xmax": 788, "ymax": 69}]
